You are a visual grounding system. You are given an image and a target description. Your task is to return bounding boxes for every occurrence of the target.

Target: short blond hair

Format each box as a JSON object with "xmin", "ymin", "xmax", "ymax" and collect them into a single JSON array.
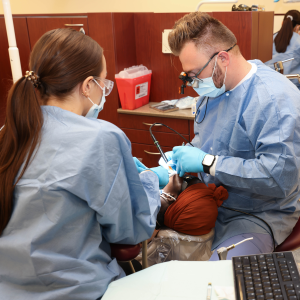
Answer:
[{"xmin": 168, "ymin": 12, "xmax": 238, "ymax": 56}]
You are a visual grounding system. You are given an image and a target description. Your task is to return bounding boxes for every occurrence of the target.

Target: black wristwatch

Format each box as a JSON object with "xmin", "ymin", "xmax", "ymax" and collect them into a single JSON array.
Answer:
[{"xmin": 202, "ymin": 154, "xmax": 216, "ymax": 174}]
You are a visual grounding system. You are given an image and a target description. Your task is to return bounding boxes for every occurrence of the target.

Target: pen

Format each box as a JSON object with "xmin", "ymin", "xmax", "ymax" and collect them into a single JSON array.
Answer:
[{"xmin": 206, "ymin": 282, "xmax": 212, "ymax": 300}]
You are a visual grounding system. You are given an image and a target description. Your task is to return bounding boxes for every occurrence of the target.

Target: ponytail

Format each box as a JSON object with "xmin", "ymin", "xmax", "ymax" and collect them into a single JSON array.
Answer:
[
  {"xmin": 0, "ymin": 28, "xmax": 103, "ymax": 235},
  {"xmin": 275, "ymin": 10, "xmax": 300, "ymax": 53},
  {"xmin": 0, "ymin": 77, "xmax": 43, "ymax": 235}
]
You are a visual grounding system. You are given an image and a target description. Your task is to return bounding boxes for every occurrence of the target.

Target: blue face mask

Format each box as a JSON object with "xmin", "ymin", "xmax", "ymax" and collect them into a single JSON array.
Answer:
[
  {"xmin": 193, "ymin": 57, "xmax": 227, "ymax": 98},
  {"xmin": 85, "ymin": 80, "xmax": 106, "ymax": 119}
]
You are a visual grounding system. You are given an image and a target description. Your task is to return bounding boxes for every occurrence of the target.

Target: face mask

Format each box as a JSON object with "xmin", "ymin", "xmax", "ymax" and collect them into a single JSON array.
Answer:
[
  {"xmin": 193, "ymin": 56, "xmax": 227, "ymax": 98},
  {"xmin": 85, "ymin": 80, "xmax": 106, "ymax": 119}
]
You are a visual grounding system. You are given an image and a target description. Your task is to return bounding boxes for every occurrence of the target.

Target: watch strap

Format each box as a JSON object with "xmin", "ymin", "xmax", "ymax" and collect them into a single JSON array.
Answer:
[
  {"xmin": 202, "ymin": 155, "xmax": 216, "ymax": 174},
  {"xmin": 203, "ymin": 164, "xmax": 211, "ymax": 174}
]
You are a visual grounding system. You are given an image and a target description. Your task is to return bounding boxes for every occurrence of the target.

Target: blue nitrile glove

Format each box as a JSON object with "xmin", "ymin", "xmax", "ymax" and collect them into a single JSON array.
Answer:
[
  {"xmin": 150, "ymin": 166, "xmax": 169, "ymax": 189},
  {"xmin": 133, "ymin": 158, "xmax": 169, "ymax": 188},
  {"xmin": 172, "ymin": 146, "xmax": 207, "ymax": 177},
  {"xmin": 159, "ymin": 150, "xmax": 177, "ymax": 171},
  {"xmin": 133, "ymin": 157, "xmax": 148, "ymax": 173}
]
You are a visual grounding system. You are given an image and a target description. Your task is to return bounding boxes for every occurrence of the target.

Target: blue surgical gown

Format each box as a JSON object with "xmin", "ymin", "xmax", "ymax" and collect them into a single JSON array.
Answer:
[
  {"xmin": 0, "ymin": 106, "xmax": 161, "ymax": 300},
  {"xmin": 192, "ymin": 60, "xmax": 300, "ymax": 250},
  {"xmin": 265, "ymin": 32, "xmax": 300, "ymax": 89}
]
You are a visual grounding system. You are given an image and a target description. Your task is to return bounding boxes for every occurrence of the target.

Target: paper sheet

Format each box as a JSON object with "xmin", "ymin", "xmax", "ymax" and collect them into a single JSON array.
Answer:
[{"xmin": 103, "ymin": 260, "xmax": 234, "ymax": 300}]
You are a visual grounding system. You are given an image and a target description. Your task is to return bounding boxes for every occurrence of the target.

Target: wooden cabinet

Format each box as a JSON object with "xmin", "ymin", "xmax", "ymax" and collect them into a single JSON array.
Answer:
[
  {"xmin": 189, "ymin": 120, "xmax": 195, "ymax": 141},
  {"xmin": 212, "ymin": 11, "xmax": 274, "ymax": 62},
  {"xmin": 0, "ymin": 14, "xmax": 88, "ymax": 127},
  {"xmin": 0, "ymin": 16, "xmax": 31, "ymax": 126},
  {"xmin": 0, "ymin": 11, "xmax": 274, "ymax": 136},
  {"xmin": 132, "ymin": 143, "xmax": 173, "ymax": 167},
  {"xmin": 26, "ymin": 16, "xmax": 89, "ymax": 48},
  {"xmin": 118, "ymin": 114, "xmax": 189, "ymax": 134},
  {"xmin": 118, "ymin": 113, "xmax": 193, "ymax": 167}
]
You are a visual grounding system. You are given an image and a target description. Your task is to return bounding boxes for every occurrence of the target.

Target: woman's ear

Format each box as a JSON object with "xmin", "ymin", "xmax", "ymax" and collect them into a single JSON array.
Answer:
[{"xmin": 81, "ymin": 76, "xmax": 94, "ymax": 97}]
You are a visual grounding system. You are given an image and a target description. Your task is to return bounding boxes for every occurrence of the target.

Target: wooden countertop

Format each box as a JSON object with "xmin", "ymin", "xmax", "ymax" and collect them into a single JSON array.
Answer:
[{"xmin": 117, "ymin": 102, "xmax": 195, "ymax": 120}]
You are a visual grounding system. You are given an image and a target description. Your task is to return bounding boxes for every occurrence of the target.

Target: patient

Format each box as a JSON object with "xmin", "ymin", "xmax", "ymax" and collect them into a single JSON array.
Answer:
[{"xmin": 156, "ymin": 175, "xmax": 228, "ymax": 236}]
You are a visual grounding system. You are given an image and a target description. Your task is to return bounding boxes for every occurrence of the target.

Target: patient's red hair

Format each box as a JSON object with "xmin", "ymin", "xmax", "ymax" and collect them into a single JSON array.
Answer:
[{"xmin": 164, "ymin": 183, "xmax": 228, "ymax": 236}]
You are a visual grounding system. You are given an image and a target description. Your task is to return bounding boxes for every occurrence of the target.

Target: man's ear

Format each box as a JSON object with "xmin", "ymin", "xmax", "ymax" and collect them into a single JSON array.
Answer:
[{"xmin": 218, "ymin": 51, "xmax": 230, "ymax": 67}]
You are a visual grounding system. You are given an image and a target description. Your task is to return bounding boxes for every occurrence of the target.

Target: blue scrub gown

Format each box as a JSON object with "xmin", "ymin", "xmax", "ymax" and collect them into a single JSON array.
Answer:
[
  {"xmin": 265, "ymin": 32, "xmax": 300, "ymax": 89},
  {"xmin": 192, "ymin": 60, "xmax": 300, "ymax": 250},
  {"xmin": 0, "ymin": 106, "xmax": 161, "ymax": 300}
]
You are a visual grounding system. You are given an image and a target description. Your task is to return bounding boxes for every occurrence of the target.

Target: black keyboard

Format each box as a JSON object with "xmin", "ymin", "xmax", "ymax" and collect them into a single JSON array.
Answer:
[{"xmin": 232, "ymin": 252, "xmax": 300, "ymax": 300}]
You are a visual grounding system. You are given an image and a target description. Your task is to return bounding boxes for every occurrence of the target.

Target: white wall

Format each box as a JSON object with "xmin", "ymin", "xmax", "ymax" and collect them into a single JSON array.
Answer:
[
  {"xmin": 274, "ymin": 15, "xmax": 285, "ymax": 33},
  {"xmin": 1, "ymin": 0, "xmax": 300, "ymax": 15}
]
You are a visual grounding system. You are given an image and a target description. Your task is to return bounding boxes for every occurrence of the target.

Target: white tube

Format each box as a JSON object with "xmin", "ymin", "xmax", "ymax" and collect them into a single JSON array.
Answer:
[
  {"xmin": 234, "ymin": 237, "xmax": 253, "ymax": 247},
  {"xmin": 2, "ymin": 0, "xmax": 22, "ymax": 82},
  {"xmin": 196, "ymin": 0, "xmax": 238, "ymax": 11}
]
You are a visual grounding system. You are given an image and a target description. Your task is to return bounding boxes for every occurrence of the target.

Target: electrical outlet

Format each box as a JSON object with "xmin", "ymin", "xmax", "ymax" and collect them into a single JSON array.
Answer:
[{"xmin": 162, "ymin": 29, "xmax": 173, "ymax": 53}]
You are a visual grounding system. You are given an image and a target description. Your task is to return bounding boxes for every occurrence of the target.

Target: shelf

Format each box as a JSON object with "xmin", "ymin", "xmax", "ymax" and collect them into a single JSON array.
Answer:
[{"xmin": 117, "ymin": 102, "xmax": 195, "ymax": 120}]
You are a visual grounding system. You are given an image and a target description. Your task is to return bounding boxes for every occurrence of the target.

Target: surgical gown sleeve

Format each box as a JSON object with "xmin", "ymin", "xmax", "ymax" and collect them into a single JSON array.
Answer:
[
  {"xmin": 214, "ymin": 79, "xmax": 300, "ymax": 198},
  {"xmin": 50, "ymin": 121, "xmax": 161, "ymax": 245}
]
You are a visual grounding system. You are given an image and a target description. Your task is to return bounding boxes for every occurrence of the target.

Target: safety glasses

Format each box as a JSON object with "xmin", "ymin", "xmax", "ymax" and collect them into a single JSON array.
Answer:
[
  {"xmin": 187, "ymin": 44, "xmax": 237, "ymax": 84},
  {"xmin": 94, "ymin": 77, "xmax": 114, "ymax": 96}
]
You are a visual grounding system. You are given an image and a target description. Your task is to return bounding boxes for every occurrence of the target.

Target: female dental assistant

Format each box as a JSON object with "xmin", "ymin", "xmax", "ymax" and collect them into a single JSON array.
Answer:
[
  {"xmin": 265, "ymin": 10, "xmax": 300, "ymax": 89},
  {"xmin": 0, "ymin": 28, "xmax": 168, "ymax": 299}
]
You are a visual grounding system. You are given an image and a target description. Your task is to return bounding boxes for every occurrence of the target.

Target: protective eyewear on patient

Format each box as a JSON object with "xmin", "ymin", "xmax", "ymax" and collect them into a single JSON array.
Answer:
[{"xmin": 93, "ymin": 77, "xmax": 114, "ymax": 96}]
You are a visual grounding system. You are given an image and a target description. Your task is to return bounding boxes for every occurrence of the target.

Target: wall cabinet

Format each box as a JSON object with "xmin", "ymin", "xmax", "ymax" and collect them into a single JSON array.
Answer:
[
  {"xmin": 0, "ymin": 17, "xmax": 31, "ymax": 126},
  {"xmin": 0, "ymin": 12, "xmax": 274, "ymax": 167},
  {"xmin": 26, "ymin": 16, "xmax": 89, "ymax": 48},
  {"xmin": 0, "ymin": 15, "xmax": 89, "ymax": 127}
]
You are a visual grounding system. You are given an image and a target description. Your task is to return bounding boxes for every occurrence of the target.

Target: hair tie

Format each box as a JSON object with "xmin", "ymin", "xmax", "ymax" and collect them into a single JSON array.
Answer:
[
  {"xmin": 287, "ymin": 15, "xmax": 293, "ymax": 21},
  {"xmin": 25, "ymin": 71, "xmax": 41, "ymax": 88}
]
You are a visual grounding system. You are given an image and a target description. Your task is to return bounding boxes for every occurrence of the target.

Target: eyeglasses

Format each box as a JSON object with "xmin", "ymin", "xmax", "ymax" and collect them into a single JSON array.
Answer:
[
  {"xmin": 187, "ymin": 44, "xmax": 236, "ymax": 81},
  {"xmin": 178, "ymin": 44, "xmax": 236, "ymax": 94},
  {"xmin": 94, "ymin": 77, "xmax": 114, "ymax": 96},
  {"xmin": 190, "ymin": 44, "xmax": 236, "ymax": 79}
]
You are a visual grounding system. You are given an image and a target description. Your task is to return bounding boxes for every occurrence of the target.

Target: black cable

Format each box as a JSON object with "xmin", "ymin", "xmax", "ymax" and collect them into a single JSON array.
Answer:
[
  {"xmin": 220, "ymin": 205, "xmax": 276, "ymax": 251},
  {"xmin": 149, "ymin": 122, "xmax": 277, "ymax": 252},
  {"xmin": 195, "ymin": 97, "xmax": 209, "ymax": 124},
  {"xmin": 149, "ymin": 122, "xmax": 193, "ymax": 146}
]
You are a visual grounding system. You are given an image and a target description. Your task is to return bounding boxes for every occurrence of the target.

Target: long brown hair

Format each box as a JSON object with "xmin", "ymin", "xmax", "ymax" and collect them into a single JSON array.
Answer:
[
  {"xmin": 275, "ymin": 10, "xmax": 300, "ymax": 53},
  {"xmin": 0, "ymin": 28, "xmax": 103, "ymax": 235}
]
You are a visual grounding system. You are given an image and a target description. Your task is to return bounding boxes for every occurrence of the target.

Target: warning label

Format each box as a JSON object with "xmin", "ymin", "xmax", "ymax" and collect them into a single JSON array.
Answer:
[{"xmin": 135, "ymin": 82, "xmax": 148, "ymax": 100}]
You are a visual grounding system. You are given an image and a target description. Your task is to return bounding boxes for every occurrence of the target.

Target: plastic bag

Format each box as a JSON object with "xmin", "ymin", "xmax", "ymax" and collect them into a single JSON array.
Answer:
[
  {"xmin": 136, "ymin": 227, "xmax": 214, "ymax": 267},
  {"xmin": 162, "ymin": 96, "xmax": 198, "ymax": 109}
]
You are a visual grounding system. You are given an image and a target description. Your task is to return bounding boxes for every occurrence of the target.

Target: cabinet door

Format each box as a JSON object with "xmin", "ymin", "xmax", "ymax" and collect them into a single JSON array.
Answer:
[
  {"xmin": 27, "ymin": 17, "xmax": 89, "ymax": 48},
  {"xmin": 189, "ymin": 120, "xmax": 195, "ymax": 141},
  {"xmin": 0, "ymin": 17, "xmax": 31, "ymax": 126},
  {"xmin": 123, "ymin": 128, "xmax": 189, "ymax": 147},
  {"xmin": 132, "ymin": 143, "xmax": 172, "ymax": 168},
  {"xmin": 118, "ymin": 114, "xmax": 190, "ymax": 134}
]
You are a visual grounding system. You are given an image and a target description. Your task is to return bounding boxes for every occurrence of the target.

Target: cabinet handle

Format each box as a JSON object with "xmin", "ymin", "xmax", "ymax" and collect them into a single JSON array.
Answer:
[
  {"xmin": 144, "ymin": 150, "xmax": 161, "ymax": 155},
  {"xmin": 64, "ymin": 24, "xmax": 84, "ymax": 26},
  {"xmin": 142, "ymin": 122, "xmax": 162, "ymax": 127}
]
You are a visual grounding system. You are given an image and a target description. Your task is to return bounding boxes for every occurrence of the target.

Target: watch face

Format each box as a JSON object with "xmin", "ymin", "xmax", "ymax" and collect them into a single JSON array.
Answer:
[{"xmin": 203, "ymin": 154, "xmax": 215, "ymax": 166}]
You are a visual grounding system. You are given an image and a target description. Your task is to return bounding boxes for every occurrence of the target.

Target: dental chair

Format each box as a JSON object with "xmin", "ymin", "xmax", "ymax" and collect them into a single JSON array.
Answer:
[
  {"xmin": 110, "ymin": 240, "xmax": 148, "ymax": 273},
  {"xmin": 273, "ymin": 58, "xmax": 300, "ymax": 86},
  {"xmin": 275, "ymin": 217, "xmax": 300, "ymax": 252}
]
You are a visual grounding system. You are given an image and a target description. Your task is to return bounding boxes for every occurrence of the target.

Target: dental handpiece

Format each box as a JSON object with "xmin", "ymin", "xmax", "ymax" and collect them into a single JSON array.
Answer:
[{"xmin": 154, "ymin": 140, "xmax": 168, "ymax": 163}]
